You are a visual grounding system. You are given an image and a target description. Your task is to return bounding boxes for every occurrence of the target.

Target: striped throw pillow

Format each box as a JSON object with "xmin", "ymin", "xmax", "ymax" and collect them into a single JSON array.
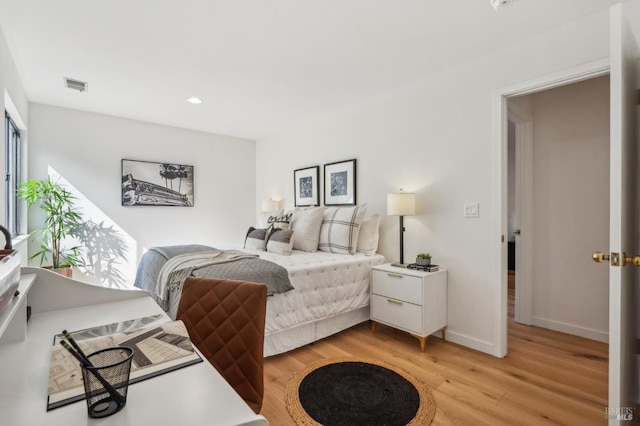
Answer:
[
  {"xmin": 266, "ymin": 229, "xmax": 295, "ymax": 256},
  {"xmin": 244, "ymin": 227, "xmax": 269, "ymax": 250},
  {"xmin": 318, "ymin": 205, "xmax": 366, "ymax": 255}
]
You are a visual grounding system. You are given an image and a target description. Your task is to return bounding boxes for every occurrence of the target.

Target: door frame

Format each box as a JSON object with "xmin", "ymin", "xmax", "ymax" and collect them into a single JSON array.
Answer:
[
  {"xmin": 492, "ymin": 58, "xmax": 610, "ymax": 357},
  {"xmin": 508, "ymin": 104, "xmax": 533, "ymax": 325}
]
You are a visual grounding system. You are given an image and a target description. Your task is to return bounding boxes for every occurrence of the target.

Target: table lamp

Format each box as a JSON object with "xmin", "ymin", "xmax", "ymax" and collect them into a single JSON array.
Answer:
[
  {"xmin": 262, "ymin": 198, "xmax": 281, "ymax": 213},
  {"xmin": 387, "ymin": 189, "xmax": 415, "ymax": 267}
]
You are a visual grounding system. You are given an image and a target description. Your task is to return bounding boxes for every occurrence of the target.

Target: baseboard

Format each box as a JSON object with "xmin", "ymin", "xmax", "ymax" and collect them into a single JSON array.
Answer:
[
  {"xmin": 445, "ymin": 320, "xmax": 608, "ymax": 358},
  {"xmin": 531, "ymin": 317, "xmax": 608, "ymax": 343},
  {"xmin": 444, "ymin": 330, "xmax": 497, "ymax": 357}
]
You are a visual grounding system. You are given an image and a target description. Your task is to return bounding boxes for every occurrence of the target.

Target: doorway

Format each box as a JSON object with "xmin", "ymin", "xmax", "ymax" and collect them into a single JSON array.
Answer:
[
  {"xmin": 506, "ymin": 76, "xmax": 610, "ymax": 342},
  {"xmin": 496, "ymin": 5, "xmax": 640, "ymax": 412},
  {"xmin": 493, "ymin": 59, "xmax": 611, "ymax": 358}
]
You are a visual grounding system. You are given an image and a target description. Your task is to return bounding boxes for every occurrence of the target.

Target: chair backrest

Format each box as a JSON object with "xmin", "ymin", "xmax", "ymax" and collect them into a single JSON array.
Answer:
[{"xmin": 177, "ymin": 277, "xmax": 267, "ymax": 413}]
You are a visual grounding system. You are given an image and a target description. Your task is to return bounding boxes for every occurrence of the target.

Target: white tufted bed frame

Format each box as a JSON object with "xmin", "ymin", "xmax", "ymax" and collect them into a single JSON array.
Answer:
[{"xmin": 240, "ymin": 249, "xmax": 386, "ymax": 357}]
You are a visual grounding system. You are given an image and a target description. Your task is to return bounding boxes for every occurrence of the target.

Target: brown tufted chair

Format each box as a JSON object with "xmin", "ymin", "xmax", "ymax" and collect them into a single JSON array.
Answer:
[{"xmin": 177, "ymin": 277, "xmax": 267, "ymax": 413}]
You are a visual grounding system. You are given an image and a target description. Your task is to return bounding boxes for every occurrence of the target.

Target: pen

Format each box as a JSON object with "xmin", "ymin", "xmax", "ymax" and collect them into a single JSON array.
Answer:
[
  {"xmin": 62, "ymin": 329, "xmax": 90, "ymax": 365},
  {"xmin": 60, "ymin": 340, "xmax": 88, "ymax": 366}
]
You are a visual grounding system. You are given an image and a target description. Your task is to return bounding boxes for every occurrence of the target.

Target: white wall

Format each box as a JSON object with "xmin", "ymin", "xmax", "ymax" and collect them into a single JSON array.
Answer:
[
  {"xmin": 256, "ymin": 10, "xmax": 611, "ymax": 355},
  {"xmin": 530, "ymin": 76, "xmax": 610, "ymax": 341},
  {"xmin": 28, "ymin": 103, "xmax": 256, "ymax": 287}
]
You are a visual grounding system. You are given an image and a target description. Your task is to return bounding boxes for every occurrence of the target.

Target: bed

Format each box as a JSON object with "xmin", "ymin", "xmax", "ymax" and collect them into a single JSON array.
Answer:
[{"xmin": 134, "ymin": 205, "xmax": 386, "ymax": 357}]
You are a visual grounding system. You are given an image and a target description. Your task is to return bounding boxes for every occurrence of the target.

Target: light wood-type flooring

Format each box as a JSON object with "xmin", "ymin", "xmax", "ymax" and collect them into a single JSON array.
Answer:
[{"xmin": 261, "ymin": 276, "xmax": 608, "ymax": 425}]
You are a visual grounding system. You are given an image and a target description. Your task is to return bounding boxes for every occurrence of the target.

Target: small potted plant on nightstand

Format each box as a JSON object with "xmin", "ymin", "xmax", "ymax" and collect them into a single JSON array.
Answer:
[{"xmin": 416, "ymin": 253, "xmax": 431, "ymax": 266}]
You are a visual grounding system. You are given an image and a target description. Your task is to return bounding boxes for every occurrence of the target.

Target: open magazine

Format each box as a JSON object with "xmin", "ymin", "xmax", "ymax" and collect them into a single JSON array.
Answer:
[{"xmin": 47, "ymin": 315, "xmax": 202, "ymax": 410}]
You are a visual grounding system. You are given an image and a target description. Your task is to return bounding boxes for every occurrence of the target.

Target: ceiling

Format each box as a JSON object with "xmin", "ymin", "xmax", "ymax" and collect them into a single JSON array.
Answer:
[{"xmin": 0, "ymin": 0, "xmax": 619, "ymax": 140}]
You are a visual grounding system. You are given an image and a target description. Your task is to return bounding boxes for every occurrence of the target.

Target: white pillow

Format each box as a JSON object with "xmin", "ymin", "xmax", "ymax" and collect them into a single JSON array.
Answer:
[
  {"xmin": 290, "ymin": 206, "xmax": 325, "ymax": 252},
  {"xmin": 267, "ymin": 213, "xmax": 293, "ymax": 231},
  {"xmin": 266, "ymin": 229, "xmax": 294, "ymax": 256},
  {"xmin": 258, "ymin": 210, "xmax": 283, "ymax": 228},
  {"xmin": 357, "ymin": 214, "xmax": 381, "ymax": 255},
  {"xmin": 318, "ymin": 205, "xmax": 367, "ymax": 255}
]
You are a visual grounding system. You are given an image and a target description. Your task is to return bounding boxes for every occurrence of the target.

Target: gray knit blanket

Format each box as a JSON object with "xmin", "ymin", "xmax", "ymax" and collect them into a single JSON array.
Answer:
[{"xmin": 133, "ymin": 245, "xmax": 294, "ymax": 318}]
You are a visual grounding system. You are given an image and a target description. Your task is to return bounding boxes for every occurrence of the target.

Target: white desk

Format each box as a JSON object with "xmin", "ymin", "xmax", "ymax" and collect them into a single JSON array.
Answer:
[{"xmin": 0, "ymin": 267, "xmax": 268, "ymax": 426}]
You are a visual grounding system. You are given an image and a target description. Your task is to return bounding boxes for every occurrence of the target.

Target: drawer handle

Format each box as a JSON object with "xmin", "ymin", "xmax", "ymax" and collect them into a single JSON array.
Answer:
[
  {"xmin": 386, "ymin": 298, "xmax": 403, "ymax": 305},
  {"xmin": 387, "ymin": 273, "xmax": 404, "ymax": 278}
]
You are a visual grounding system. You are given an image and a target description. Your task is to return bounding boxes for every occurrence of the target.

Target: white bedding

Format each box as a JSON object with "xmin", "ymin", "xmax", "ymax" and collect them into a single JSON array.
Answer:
[
  {"xmin": 137, "ymin": 246, "xmax": 386, "ymax": 357},
  {"xmin": 241, "ymin": 249, "xmax": 386, "ymax": 356}
]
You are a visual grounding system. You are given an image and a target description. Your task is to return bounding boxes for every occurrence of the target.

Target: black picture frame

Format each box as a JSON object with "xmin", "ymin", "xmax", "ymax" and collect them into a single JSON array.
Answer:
[
  {"xmin": 294, "ymin": 165, "xmax": 320, "ymax": 207},
  {"xmin": 121, "ymin": 159, "xmax": 194, "ymax": 207},
  {"xmin": 324, "ymin": 159, "xmax": 356, "ymax": 206}
]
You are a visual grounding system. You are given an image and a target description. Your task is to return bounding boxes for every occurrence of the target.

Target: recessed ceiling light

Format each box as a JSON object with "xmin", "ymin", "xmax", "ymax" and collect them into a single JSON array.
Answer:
[
  {"xmin": 187, "ymin": 97, "xmax": 202, "ymax": 104},
  {"xmin": 490, "ymin": 0, "xmax": 513, "ymax": 10}
]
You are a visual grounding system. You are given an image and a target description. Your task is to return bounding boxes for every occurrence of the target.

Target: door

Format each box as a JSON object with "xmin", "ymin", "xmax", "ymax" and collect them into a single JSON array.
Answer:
[{"xmin": 605, "ymin": 3, "xmax": 640, "ymax": 422}]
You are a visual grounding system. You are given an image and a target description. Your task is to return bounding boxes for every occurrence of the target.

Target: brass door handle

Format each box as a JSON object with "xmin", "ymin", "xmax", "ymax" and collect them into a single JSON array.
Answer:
[
  {"xmin": 386, "ymin": 299, "xmax": 403, "ymax": 305},
  {"xmin": 387, "ymin": 273, "xmax": 404, "ymax": 278},
  {"xmin": 592, "ymin": 251, "xmax": 640, "ymax": 266},
  {"xmin": 622, "ymin": 253, "xmax": 640, "ymax": 266},
  {"xmin": 592, "ymin": 252, "xmax": 610, "ymax": 263},
  {"xmin": 514, "ymin": 229, "xmax": 521, "ymax": 235}
]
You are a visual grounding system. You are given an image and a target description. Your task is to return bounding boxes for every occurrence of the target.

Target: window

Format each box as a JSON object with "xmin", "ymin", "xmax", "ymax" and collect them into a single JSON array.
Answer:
[{"xmin": 5, "ymin": 111, "xmax": 21, "ymax": 236}]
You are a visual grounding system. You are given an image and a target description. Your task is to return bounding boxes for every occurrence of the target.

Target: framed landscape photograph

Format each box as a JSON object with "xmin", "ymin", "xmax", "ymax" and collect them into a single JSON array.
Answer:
[
  {"xmin": 294, "ymin": 165, "xmax": 320, "ymax": 206},
  {"xmin": 122, "ymin": 159, "xmax": 194, "ymax": 207},
  {"xmin": 324, "ymin": 159, "xmax": 356, "ymax": 206}
]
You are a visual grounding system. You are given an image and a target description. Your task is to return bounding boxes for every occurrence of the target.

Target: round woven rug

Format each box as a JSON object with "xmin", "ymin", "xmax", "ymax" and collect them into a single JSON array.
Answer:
[{"xmin": 285, "ymin": 357, "xmax": 436, "ymax": 426}]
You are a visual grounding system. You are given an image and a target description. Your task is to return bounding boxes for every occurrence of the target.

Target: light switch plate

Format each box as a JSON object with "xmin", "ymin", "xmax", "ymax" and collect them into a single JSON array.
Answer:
[{"xmin": 464, "ymin": 203, "xmax": 479, "ymax": 218}]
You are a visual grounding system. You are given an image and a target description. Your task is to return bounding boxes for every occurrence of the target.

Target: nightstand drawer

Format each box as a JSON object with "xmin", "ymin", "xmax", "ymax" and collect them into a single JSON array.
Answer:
[
  {"xmin": 371, "ymin": 269, "xmax": 422, "ymax": 304},
  {"xmin": 371, "ymin": 294, "xmax": 422, "ymax": 334}
]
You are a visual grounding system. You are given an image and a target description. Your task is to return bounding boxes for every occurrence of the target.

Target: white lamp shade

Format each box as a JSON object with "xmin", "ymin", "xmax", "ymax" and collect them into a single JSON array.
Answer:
[
  {"xmin": 262, "ymin": 199, "xmax": 281, "ymax": 213},
  {"xmin": 387, "ymin": 192, "xmax": 416, "ymax": 216}
]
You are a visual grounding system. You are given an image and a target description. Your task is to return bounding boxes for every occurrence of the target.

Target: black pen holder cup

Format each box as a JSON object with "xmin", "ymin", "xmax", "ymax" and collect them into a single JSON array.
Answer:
[{"xmin": 81, "ymin": 347, "xmax": 134, "ymax": 418}]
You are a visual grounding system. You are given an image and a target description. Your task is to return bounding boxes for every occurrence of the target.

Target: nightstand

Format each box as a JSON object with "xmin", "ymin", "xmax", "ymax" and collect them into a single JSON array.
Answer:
[{"xmin": 370, "ymin": 263, "xmax": 447, "ymax": 351}]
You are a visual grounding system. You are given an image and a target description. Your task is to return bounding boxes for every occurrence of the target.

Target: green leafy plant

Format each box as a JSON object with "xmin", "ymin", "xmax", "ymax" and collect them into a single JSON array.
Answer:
[
  {"xmin": 18, "ymin": 177, "xmax": 83, "ymax": 269},
  {"xmin": 417, "ymin": 253, "xmax": 431, "ymax": 259}
]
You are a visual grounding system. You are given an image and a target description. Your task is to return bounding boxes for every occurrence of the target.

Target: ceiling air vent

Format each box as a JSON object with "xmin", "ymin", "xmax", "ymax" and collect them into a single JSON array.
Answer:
[{"xmin": 64, "ymin": 77, "xmax": 88, "ymax": 93}]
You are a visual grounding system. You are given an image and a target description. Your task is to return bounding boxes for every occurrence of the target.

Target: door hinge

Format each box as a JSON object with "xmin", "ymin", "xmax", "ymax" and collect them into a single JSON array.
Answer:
[{"xmin": 501, "ymin": 235, "xmax": 505, "ymax": 242}]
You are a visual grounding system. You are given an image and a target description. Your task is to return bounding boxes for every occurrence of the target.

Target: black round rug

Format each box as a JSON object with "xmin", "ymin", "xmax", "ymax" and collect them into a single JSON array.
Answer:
[{"xmin": 286, "ymin": 357, "xmax": 435, "ymax": 426}]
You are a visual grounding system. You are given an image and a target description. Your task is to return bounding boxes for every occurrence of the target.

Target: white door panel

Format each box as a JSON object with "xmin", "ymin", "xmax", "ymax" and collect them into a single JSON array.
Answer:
[{"xmin": 608, "ymin": 2, "xmax": 640, "ymax": 423}]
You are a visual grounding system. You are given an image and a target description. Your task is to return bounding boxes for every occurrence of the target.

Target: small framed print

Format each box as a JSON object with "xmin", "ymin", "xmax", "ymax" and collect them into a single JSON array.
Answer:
[
  {"xmin": 294, "ymin": 165, "xmax": 320, "ymax": 207},
  {"xmin": 324, "ymin": 159, "xmax": 356, "ymax": 206}
]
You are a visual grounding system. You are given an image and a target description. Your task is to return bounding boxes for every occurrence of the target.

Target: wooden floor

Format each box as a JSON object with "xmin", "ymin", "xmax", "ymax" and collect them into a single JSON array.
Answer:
[{"xmin": 261, "ymin": 282, "xmax": 609, "ymax": 425}]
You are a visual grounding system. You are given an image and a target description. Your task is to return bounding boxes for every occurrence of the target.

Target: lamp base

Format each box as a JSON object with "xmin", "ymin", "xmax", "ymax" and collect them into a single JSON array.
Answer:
[{"xmin": 390, "ymin": 262, "xmax": 409, "ymax": 268}]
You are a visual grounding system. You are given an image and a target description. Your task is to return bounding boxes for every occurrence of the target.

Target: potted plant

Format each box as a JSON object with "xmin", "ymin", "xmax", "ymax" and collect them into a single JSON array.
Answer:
[
  {"xmin": 18, "ymin": 177, "xmax": 83, "ymax": 277},
  {"xmin": 416, "ymin": 253, "xmax": 431, "ymax": 266}
]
